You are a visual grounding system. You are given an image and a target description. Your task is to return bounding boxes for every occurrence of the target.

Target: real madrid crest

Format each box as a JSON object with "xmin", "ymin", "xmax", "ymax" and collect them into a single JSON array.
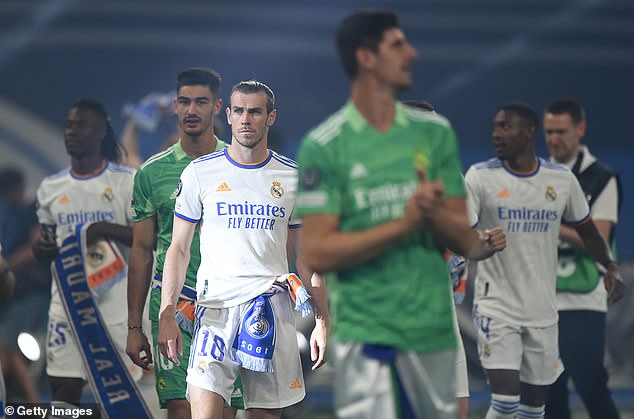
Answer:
[
  {"xmin": 246, "ymin": 310, "xmax": 271, "ymax": 339},
  {"xmin": 102, "ymin": 187, "xmax": 114, "ymax": 203},
  {"xmin": 270, "ymin": 180, "xmax": 284, "ymax": 198},
  {"xmin": 196, "ymin": 360, "xmax": 209, "ymax": 375},
  {"xmin": 545, "ymin": 185, "xmax": 557, "ymax": 202}
]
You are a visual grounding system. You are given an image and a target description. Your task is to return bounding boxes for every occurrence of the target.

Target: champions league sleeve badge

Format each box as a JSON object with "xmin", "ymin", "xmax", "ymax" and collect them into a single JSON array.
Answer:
[
  {"xmin": 174, "ymin": 179, "xmax": 183, "ymax": 198},
  {"xmin": 270, "ymin": 180, "xmax": 284, "ymax": 198},
  {"xmin": 300, "ymin": 166, "xmax": 321, "ymax": 190}
]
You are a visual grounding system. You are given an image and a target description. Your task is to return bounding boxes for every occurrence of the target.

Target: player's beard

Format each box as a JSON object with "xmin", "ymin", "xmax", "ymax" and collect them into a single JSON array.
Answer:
[{"xmin": 233, "ymin": 130, "xmax": 266, "ymax": 149}]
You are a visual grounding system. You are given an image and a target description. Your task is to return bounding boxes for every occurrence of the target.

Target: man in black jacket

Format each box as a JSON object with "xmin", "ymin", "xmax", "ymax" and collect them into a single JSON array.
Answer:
[{"xmin": 544, "ymin": 98, "xmax": 624, "ymax": 419}]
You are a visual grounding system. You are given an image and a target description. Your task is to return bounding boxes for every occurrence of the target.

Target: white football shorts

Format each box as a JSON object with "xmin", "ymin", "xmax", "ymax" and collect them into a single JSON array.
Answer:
[
  {"xmin": 330, "ymin": 337, "xmax": 456, "ymax": 419},
  {"xmin": 452, "ymin": 301, "xmax": 469, "ymax": 398},
  {"xmin": 187, "ymin": 291, "xmax": 305, "ymax": 409},
  {"xmin": 473, "ymin": 308, "xmax": 564, "ymax": 385},
  {"xmin": 46, "ymin": 315, "xmax": 142, "ymax": 382}
]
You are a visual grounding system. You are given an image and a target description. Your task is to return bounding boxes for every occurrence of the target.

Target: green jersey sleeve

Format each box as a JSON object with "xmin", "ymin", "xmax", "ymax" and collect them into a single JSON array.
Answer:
[
  {"xmin": 132, "ymin": 166, "xmax": 155, "ymax": 222},
  {"xmin": 295, "ymin": 136, "xmax": 342, "ymax": 216},
  {"xmin": 432, "ymin": 125, "xmax": 466, "ymax": 199}
]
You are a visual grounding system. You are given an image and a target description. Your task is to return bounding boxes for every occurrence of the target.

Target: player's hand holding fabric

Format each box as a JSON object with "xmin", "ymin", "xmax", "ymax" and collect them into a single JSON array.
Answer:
[
  {"xmin": 482, "ymin": 227, "xmax": 506, "ymax": 253},
  {"xmin": 86, "ymin": 222, "xmax": 105, "ymax": 246},
  {"xmin": 604, "ymin": 263, "xmax": 625, "ymax": 304},
  {"xmin": 85, "ymin": 221, "xmax": 113, "ymax": 246},
  {"xmin": 159, "ymin": 308, "xmax": 183, "ymax": 365},
  {"xmin": 32, "ymin": 237, "xmax": 60, "ymax": 261},
  {"xmin": 126, "ymin": 327, "xmax": 153, "ymax": 370},
  {"xmin": 310, "ymin": 316, "xmax": 329, "ymax": 370}
]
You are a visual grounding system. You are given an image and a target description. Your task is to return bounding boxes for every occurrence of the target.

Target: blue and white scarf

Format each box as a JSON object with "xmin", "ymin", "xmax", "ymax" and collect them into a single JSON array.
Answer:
[
  {"xmin": 233, "ymin": 274, "xmax": 313, "ymax": 373},
  {"xmin": 233, "ymin": 295, "xmax": 276, "ymax": 372},
  {"xmin": 52, "ymin": 223, "xmax": 151, "ymax": 419}
]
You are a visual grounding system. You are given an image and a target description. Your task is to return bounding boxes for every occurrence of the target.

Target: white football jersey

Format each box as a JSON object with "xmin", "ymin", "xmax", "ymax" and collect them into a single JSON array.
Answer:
[
  {"xmin": 36, "ymin": 162, "xmax": 135, "ymax": 324},
  {"xmin": 465, "ymin": 158, "xmax": 589, "ymax": 327},
  {"xmin": 174, "ymin": 149, "xmax": 301, "ymax": 308}
]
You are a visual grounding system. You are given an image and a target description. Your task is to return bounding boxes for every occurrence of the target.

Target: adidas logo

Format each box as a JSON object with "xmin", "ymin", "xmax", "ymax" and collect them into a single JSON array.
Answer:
[
  {"xmin": 58, "ymin": 194, "xmax": 70, "ymax": 204},
  {"xmin": 216, "ymin": 182, "xmax": 231, "ymax": 192},
  {"xmin": 497, "ymin": 188, "xmax": 510, "ymax": 198},
  {"xmin": 349, "ymin": 162, "xmax": 369, "ymax": 179},
  {"xmin": 289, "ymin": 377, "xmax": 302, "ymax": 389}
]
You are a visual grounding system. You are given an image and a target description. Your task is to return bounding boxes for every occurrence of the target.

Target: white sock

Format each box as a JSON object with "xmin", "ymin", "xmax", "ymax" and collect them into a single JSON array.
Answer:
[
  {"xmin": 485, "ymin": 393, "xmax": 520, "ymax": 419},
  {"xmin": 517, "ymin": 403, "xmax": 545, "ymax": 418}
]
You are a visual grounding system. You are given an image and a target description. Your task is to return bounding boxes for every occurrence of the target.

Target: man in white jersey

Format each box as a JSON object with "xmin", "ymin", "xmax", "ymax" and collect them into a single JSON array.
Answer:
[
  {"xmin": 159, "ymin": 81, "xmax": 329, "ymax": 419},
  {"xmin": 33, "ymin": 99, "xmax": 143, "ymax": 410},
  {"xmin": 465, "ymin": 102, "xmax": 624, "ymax": 419}
]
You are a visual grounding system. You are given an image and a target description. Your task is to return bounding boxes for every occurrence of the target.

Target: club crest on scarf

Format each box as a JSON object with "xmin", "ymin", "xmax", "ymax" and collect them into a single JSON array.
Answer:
[
  {"xmin": 246, "ymin": 301, "xmax": 271, "ymax": 339},
  {"xmin": 232, "ymin": 274, "xmax": 313, "ymax": 373},
  {"xmin": 233, "ymin": 296, "xmax": 276, "ymax": 372}
]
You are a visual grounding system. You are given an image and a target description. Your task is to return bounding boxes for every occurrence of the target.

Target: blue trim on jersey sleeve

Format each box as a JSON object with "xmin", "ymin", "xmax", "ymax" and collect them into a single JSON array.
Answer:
[
  {"xmin": 289, "ymin": 223, "xmax": 302, "ymax": 230},
  {"xmin": 48, "ymin": 167, "xmax": 71, "ymax": 180},
  {"xmin": 193, "ymin": 149, "xmax": 225, "ymax": 164},
  {"xmin": 566, "ymin": 212, "xmax": 591, "ymax": 225},
  {"xmin": 174, "ymin": 211, "xmax": 200, "ymax": 224},
  {"xmin": 108, "ymin": 163, "xmax": 135, "ymax": 174},
  {"xmin": 471, "ymin": 221, "xmax": 479, "ymax": 229},
  {"xmin": 271, "ymin": 151, "xmax": 298, "ymax": 168},
  {"xmin": 224, "ymin": 148, "xmax": 273, "ymax": 169},
  {"xmin": 540, "ymin": 159, "xmax": 569, "ymax": 171},
  {"xmin": 473, "ymin": 158, "xmax": 502, "ymax": 170}
]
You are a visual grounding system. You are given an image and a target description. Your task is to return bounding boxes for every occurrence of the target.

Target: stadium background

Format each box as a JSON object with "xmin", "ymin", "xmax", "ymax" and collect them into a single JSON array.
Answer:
[{"xmin": 0, "ymin": 0, "xmax": 632, "ymax": 416}]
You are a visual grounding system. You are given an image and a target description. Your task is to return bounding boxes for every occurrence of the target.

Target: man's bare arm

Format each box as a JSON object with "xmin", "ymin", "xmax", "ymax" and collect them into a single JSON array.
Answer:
[
  {"xmin": 300, "ymin": 195, "xmax": 423, "ymax": 273},
  {"xmin": 574, "ymin": 220, "xmax": 624, "ymax": 303},
  {"xmin": 425, "ymin": 197, "xmax": 506, "ymax": 261},
  {"xmin": 290, "ymin": 229, "xmax": 330, "ymax": 370},
  {"xmin": 126, "ymin": 217, "xmax": 156, "ymax": 369},
  {"xmin": 560, "ymin": 219, "xmax": 612, "ymax": 250},
  {"xmin": 159, "ymin": 216, "xmax": 197, "ymax": 364},
  {"xmin": 87, "ymin": 222, "xmax": 133, "ymax": 247}
]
